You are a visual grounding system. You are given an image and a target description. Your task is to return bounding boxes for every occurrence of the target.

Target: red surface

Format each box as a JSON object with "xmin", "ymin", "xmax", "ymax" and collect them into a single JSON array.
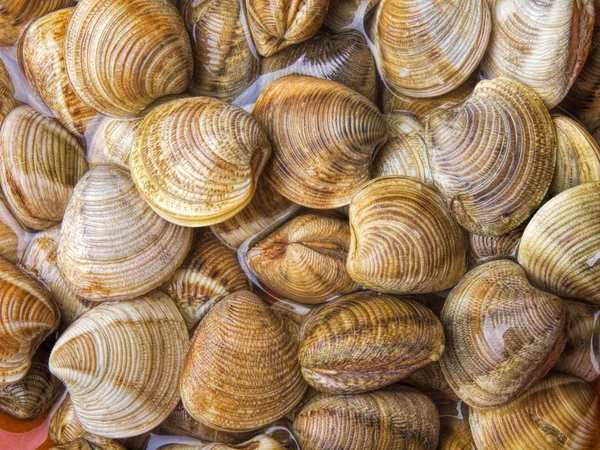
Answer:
[{"xmin": 0, "ymin": 411, "xmax": 54, "ymax": 450}]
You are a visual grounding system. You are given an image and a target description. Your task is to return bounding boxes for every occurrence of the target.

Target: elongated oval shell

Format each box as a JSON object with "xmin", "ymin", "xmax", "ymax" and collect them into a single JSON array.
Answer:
[
  {"xmin": 86, "ymin": 116, "xmax": 141, "ymax": 169},
  {"xmin": 157, "ymin": 436, "xmax": 285, "ymax": 450},
  {"xmin": 426, "ymin": 77, "xmax": 556, "ymax": 236},
  {"xmin": 347, "ymin": 176, "xmax": 468, "ymax": 294},
  {"xmin": 181, "ymin": 290, "xmax": 307, "ymax": 431},
  {"xmin": 404, "ymin": 362, "xmax": 459, "ymax": 402},
  {"xmin": 440, "ymin": 260, "xmax": 566, "ymax": 409},
  {"xmin": 57, "ymin": 165, "xmax": 193, "ymax": 301},
  {"xmin": 470, "ymin": 374, "xmax": 600, "ymax": 450},
  {"xmin": 49, "ymin": 292, "xmax": 189, "ymax": 438},
  {"xmin": 0, "ymin": 105, "xmax": 88, "ymax": 230},
  {"xmin": 65, "ymin": 0, "xmax": 192, "ymax": 117},
  {"xmin": 254, "ymin": 76, "xmax": 388, "ymax": 209},
  {"xmin": 468, "ymin": 227, "xmax": 523, "ymax": 267},
  {"xmin": 0, "ymin": 59, "xmax": 20, "ymax": 125},
  {"xmin": 324, "ymin": 0, "xmax": 379, "ymax": 32},
  {"xmin": 130, "ymin": 97, "xmax": 271, "ymax": 227}
]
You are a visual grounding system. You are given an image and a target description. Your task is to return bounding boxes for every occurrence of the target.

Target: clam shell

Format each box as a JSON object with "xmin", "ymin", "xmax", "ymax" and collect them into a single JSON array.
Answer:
[
  {"xmin": 324, "ymin": 0, "xmax": 379, "ymax": 32},
  {"xmin": 347, "ymin": 176, "xmax": 468, "ymax": 294},
  {"xmin": 403, "ymin": 362, "xmax": 460, "ymax": 402},
  {"xmin": 57, "ymin": 165, "xmax": 193, "ymax": 301},
  {"xmin": 65, "ymin": 0, "xmax": 192, "ymax": 117},
  {"xmin": 437, "ymin": 399, "xmax": 473, "ymax": 450},
  {"xmin": 440, "ymin": 260, "xmax": 566, "ymax": 409},
  {"xmin": 130, "ymin": 97, "xmax": 271, "ymax": 227},
  {"xmin": 49, "ymin": 394, "xmax": 86, "ymax": 444},
  {"xmin": 0, "ymin": 190, "xmax": 27, "ymax": 264},
  {"xmin": 49, "ymin": 292, "xmax": 189, "ymax": 438},
  {"xmin": 50, "ymin": 436, "xmax": 126, "ymax": 450},
  {"xmin": 0, "ymin": 58, "xmax": 20, "ymax": 124},
  {"xmin": 426, "ymin": 77, "xmax": 556, "ymax": 236},
  {"xmin": 253, "ymin": 75, "xmax": 388, "ymax": 209},
  {"xmin": 86, "ymin": 116, "xmax": 141, "ymax": 169},
  {"xmin": 181, "ymin": 290, "xmax": 307, "ymax": 431},
  {"xmin": 468, "ymin": 227, "xmax": 523, "ymax": 267},
  {"xmin": 157, "ymin": 436, "xmax": 285, "ymax": 450},
  {"xmin": 0, "ymin": 105, "xmax": 88, "ymax": 230}
]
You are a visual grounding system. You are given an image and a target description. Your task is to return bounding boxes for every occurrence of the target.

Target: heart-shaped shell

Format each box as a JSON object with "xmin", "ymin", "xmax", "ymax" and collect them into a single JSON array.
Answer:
[
  {"xmin": 130, "ymin": 97, "xmax": 271, "ymax": 227},
  {"xmin": 65, "ymin": 0, "xmax": 192, "ymax": 117},
  {"xmin": 481, "ymin": 0, "xmax": 594, "ymax": 109},
  {"xmin": 157, "ymin": 436, "xmax": 285, "ymax": 450},
  {"xmin": 86, "ymin": 116, "xmax": 141, "ymax": 169},
  {"xmin": 294, "ymin": 388, "xmax": 439, "ymax": 450},
  {"xmin": 404, "ymin": 362, "xmax": 459, "ymax": 402},
  {"xmin": 254, "ymin": 76, "xmax": 388, "ymax": 209},
  {"xmin": 437, "ymin": 399, "xmax": 473, "ymax": 450},
  {"xmin": 57, "ymin": 165, "xmax": 193, "ymax": 301},
  {"xmin": 298, "ymin": 292, "xmax": 444, "ymax": 393},
  {"xmin": 246, "ymin": 214, "xmax": 359, "ymax": 304},
  {"xmin": 468, "ymin": 227, "xmax": 523, "ymax": 267},
  {"xmin": 470, "ymin": 374, "xmax": 600, "ymax": 449},
  {"xmin": 49, "ymin": 292, "xmax": 189, "ymax": 438},
  {"xmin": 440, "ymin": 260, "xmax": 566, "ymax": 409},
  {"xmin": 0, "ymin": 105, "xmax": 88, "ymax": 230},
  {"xmin": 181, "ymin": 290, "xmax": 307, "ymax": 431},
  {"xmin": 372, "ymin": 0, "xmax": 490, "ymax": 98},
  {"xmin": 426, "ymin": 77, "xmax": 556, "ymax": 236},
  {"xmin": 347, "ymin": 176, "xmax": 468, "ymax": 294},
  {"xmin": 518, "ymin": 181, "xmax": 600, "ymax": 303},
  {"xmin": 0, "ymin": 59, "xmax": 20, "ymax": 124},
  {"xmin": 324, "ymin": 0, "xmax": 379, "ymax": 32}
]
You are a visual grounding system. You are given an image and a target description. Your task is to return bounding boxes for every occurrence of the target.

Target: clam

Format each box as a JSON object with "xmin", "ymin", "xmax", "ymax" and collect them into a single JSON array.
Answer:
[
  {"xmin": 86, "ymin": 116, "xmax": 141, "ymax": 169},
  {"xmin": 293, "ymin": 388, "xmax": 439, "ymax": 450},
  {"xmin": 437, "ymin": 399, "xmax": 473, "ymax": 450},
  {"xmin": 470, "ymin": 374, "xmax": 600, "ymax": 449},
  {"xmin": 298, "ymin": 292, "xmax": 445, "ymax": 393},
  {"xmin": 57, "ymin": 165, "xmax": 193, "ymax": 301},
  {"xmin": 50, "ymin": 436, "xmax": 126, "ymax": 450},
  {"xmin": 324, "ymin": 0, "xmax": 379, "ymax": 32},
  {"xmin": 129, "ymin": 97, "xmax": 271, "ymax": 227},
  {"xmin": 404, "ymin": 362, "xmax": 460, "ymax": 402},
  {"xmin": 49, "ymin": 292, "xmax": 189, "ymax": 438},
  {"xmin": 371, "ymin": 0, "xmax": 490, "ymax": 98},
  {"xmin": 181, "ymin": 290, "xmax": 307, "ymax": 431},
  {"xmin": 0, "ymin": 58, "xmax": 20, "ymax": 124},
  {"xmin": 0, "ymin": 190, "xmax": 28, "ymax": 264},
  {"xmin": 245, "ymin": 214, "xmax": 359, "ymax": 304},
  {"xmin": 481, "ymin": 0, "xmax": 595, "ymax": 109},
  {"xmin": 0, "ymin": 105, "xmax": 88, "ymax": 230},
  {"xmin": 468, "ymin": 227, "xmax": 523, "ymax": 267},
  {"xmin": 157, "ymin": 436, "xmax": 285, "ymax": 450},
  {"xmin": 347, "ymin": 176, "xmax": 468, "ymax": 294},
  {"xmin": 440, "ymin": 260, "xmax": 566, "ymax": 409},
  {"xmin": 65, "ymin": 0, "xmax": 192, "ymax": 117},
  {"xmin": 426, "ymin": 77, "xmax": 556, "ymax": 236},
  {"xmin": 253, "ymin": 75, "xmax": 388, "ymax": 209},
  {"xmin": 49, "ymin": 394, "xmax": 86, "ymax": 444}
]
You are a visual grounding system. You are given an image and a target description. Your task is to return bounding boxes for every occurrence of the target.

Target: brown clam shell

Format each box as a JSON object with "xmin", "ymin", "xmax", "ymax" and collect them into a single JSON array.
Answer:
[
  {"xmin": 468, "ymin": 227, "xmax": 523, "ymax": 267},
  {"xmin": 49, "ymin": 394, "xmax": 86, "ymax": 444},
  {"xmin": 50, "ymin": 436, "xmax": 126, "ymax": 450},
  {"xmin": 86, "ymin": 116, "xmax": 141, "ymax": 169},
  {"xmin": 0, "ymin": 190, "xmax": 27, "ymax": 264},
  {"xmin": 157, "ymin": 436, "xmax": 285, "ymax": 450},
  {"xmin": 403, "ymin": 362, "xmax": 460, "ymax": 403},
  {"xmin": 437, "ymin": 399, "xmax": 473, "ymax": 450},
  {"xmin": 324, "ymin": 0, "xmax": 379, "ymax": 32},
  {"xmin": 0, "ymin": 58, "xmax": 20, "ymax": 125}
]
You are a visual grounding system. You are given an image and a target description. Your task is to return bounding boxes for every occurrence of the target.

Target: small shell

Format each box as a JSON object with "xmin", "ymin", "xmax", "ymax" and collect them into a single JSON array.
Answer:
[
  {"xmin": 436, "ymin": 399, "xmax": 473, "ymax": 450},
  {"xmin": 324, "ymin": 0, "xmax": 379, "ymax": 32},
  {"xmin": 157, "ymin": 435, "xmax": 285, "ymax": 450},
  {"xmin": 253, "ymin": 76, "xmax": 388, "ymax": 209},
  {"xmin": 0, "ymin": 190, "xmax": 27, "ymax": 264},
  {"xmin": 130, "ymin": 97, "xmax": 271, "ymax": 227},
  {"xmin": 0, "ymin": 105, "xmax": 88, "ymax": 230},
  {"xmin": 470, "ymin": 374, "xmax": 600, "ymax": 450},
  {"xmin": 347, "ymin": 176, "xmax": 468, "ymax": 294},
  {"xmin": 403, "ymin": 362, "xmax": 460, "ymax": 403},
  {"xmin": 440, "ymin": 260, "xmax": 566, "ymax": 409},
  {"xmin": 181, "ymin": 290, "xmax": 307, "ymax": 431},
  {"xmin": 86, "ymin": 116, "xmax": 141, "ymax": 169},
  {"xmin": 468, "ymin": 227, "xmax": 523, "ymax": 267},
  {"xmin": 49, "ymin": 292, "xmax": 189, "ymax": 438},
  {"xmin": 426, "ymin": 77, "xmax": 556, "ymax": 236},
  {"xmin": 50, "ymin": 436, "xmax": 126, "ymax": 450},
  {"xmin": 49, "ymin": 394, "xmax": 86, "ymax": 444},
  {"xmin": 298, "ymin": 292, "xmax": 444, "ymax": 393},
  {"xmin": 0, "ymin": 59, "xmax": 20, "ymax": 124},
  {"xmin": 57, "ymin": 165, "xmax": 193, "ymax": 301}
]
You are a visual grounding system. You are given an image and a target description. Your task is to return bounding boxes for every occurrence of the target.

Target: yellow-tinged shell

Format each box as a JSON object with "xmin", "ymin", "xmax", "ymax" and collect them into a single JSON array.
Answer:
[
  {"xmin": 293, "ymin": 388, "xmax": 440, "ymax": 450},
  {"xmin": 157, "ymin": 435, "xmax": 285, "ymax": 450},
  {"xmin": 298, "ymin": 292, "xmax": 445, "ymax": 393},
  {"xmin": 57, "ymin": 165, "xmax": 193, "ymax": 301},
  {"xmin": 426, "ymin": 77, "xmax": 556, "ymax": 236},
  {"xmin": 0, "ymin": 59, "xmax": 20, "ymax": 125},
  {"xmin": 0, "ymin": 105, "xmax": 88, "ymax": 231},
  {"xmin": 518, "ymin": 181, "xmax": 600, "ymax": 303},
  {"xmin": 254, "ymin": 75, "xmax": 388, "ymax": 209},
  {"xmin": 50, "ymin": 436, "xmax": 126, "ymax": 450},
  {"xmin": 468, "ymin": 227, "xmax": 523, "ymax": 267},
  {"xmin": 404, "ymin": 362, "xmax": 460, "ymax": 402},
  {"xmin": 481, "ymin": 0, "xmax": 595, "ymax": 109},
  {"xmin": 181, "ymin": 290, "xmax": 307, "ymax": 432},
  {"xmin": 371, "ymin": 0, "xmax": 490, "ymax": 98},
  {"xmin": 347, "ymin": 176, "xmax": 468, "ymax": 294},
  {"xmin": 130, "ymin": 97, "xmax": 271, "ymax": 227},
  {"xmin": 49, "ymin": 292, "xmax": 189, "ymax": 438},
  {"xmin": 246, "ymin": 214, "xmax": 359, "ymax": 304},
  {"xmin": 86, "ymin": 116, "xmax": 141, "ymax": 169},
  {"xmin": 65, "ymin": 0, "xmax": 192, "ymax": 117},
  {"xmin": 324, "ymin": 0, "xmax": 379, "ymax": 32},
  {"xmin": 437, "ymin": 400, "xmax": 474, "ymax": 450},
  {"xmin": 470, "ymin": 374, "xmax": 600, "ymax": 450},
  {"xmin": 0, "ymin": 190, "xmax": 27, "ymax": 264},
  {"xmin": 440, "ymin": 260, "xmax": 566, "ymax": 409},
  {"xmin": 49, "ymin": 394, "xmax": 86, "ymax": 444}
]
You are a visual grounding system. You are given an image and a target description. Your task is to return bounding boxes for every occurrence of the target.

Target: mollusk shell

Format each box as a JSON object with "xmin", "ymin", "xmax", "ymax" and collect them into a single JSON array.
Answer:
[
  {"xmin": 50, "ymin": 436, "xmax": 126, "ymax": 450},
  {"xmin": 437, "ymin": 399, "xmax": 473, "ymax": 450},
  {"xmin": 324, "ymin": 0, "xmax": 379, "ymax": 32},
  {"xmin": 404, "ymin": 362, "xmax": 460, "ymax": 402},
  {"xmin": 49, "ymin": 394, "xmax": 86, "ymax": 444},
  {"xmin": 0, "ymin": 58, "xmax": 20, "ymax": 124},
  {"xmin": 468, "ymin": 227, "xmax": 523, "ymax": 267},
  {"xmin": 157, "ymin": 436, "xmax": 285, "ymax": 450},
  {"xmin": 0, "ymin": 190, "xmax": 27, "ymax": 264},
  {"xmin": 86, "ymin": 116, "xmax": 141, "ymax": 169}
]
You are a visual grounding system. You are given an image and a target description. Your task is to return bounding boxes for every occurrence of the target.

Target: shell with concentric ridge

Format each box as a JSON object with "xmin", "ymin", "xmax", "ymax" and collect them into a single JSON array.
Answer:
[
  {"xmin": 49, "ymin": 394, "xmax": 86, "ymax": 445},
  {"xmin": 86, "ymin": 116, "xmax": 141, "ymax": 169},
  {"xmin": 0, "ymin": 59, "xmax": 20, "ymax": 124},
  {"xmin": 0, "ymin": 190, "xmax": 27, "ymax": 264},
  {"xmin": 437, "ymin": 399, "xmax": 473, "ymax": 450},
  {"xmin": 50, "ymin": 435, "xmax": 126, "ymax": 450},
  {"xmin": 404, "ymin": 362, "xmax": 460, "ymax": 402},
  {"xmin": 324, "ymin": 0, "xmax": 379, "ymax": 32},
  {"xmin": 468, "ymin": 227, "xmax": 523, "ymax": 267},
  {"xmin": 156, "ymin": 435, "xmax": 285, "ymax": 450}
]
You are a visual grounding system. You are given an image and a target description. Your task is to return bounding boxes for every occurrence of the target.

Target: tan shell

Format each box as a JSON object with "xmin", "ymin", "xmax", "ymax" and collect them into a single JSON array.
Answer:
[
  {"xmin": 86, "ymin": 116, "xmax": 141, "ymax": 169},
  {"xmin": 403, "ymin": 362, "xmax": 460, "ymax": 403},
  {"xmin": 481, "ymin": 0, "xmax": 595, "ymax": 109},
  {"xmin": 440, "ymin": 260, "xmax": 566, "ymax": 409},
  {"xmin": 246, "ymin": 214, "xmax": 359, "ymax": 304},
  {"xmin": 49, "ymin": 292, "xmax": 189, "ymax": 438},
  {"xmin": 0, "ymin": 58, "xmax": 20, "ymax": 124},
  {"xmin": 254, "ymin": 76, "xmax": 388, "ymax": 209},
  {"xmin": 437, "ymin": 400, "xmax": 473, "ymax": 450},
  {"xmin": 518, "ymin": 181, "xmax": 600, "ymax": 303},
  {"xmin": 181, "ymin": 290, "xmax": 307, "ymax": 431},
  {"xmin": 426, "ymin": 77, "xmax": 556, "ymax": 236},
  {"xmin": 0, "ymin": 105, "xmax": 88, "ymax": 230},
  {"xmin": 468, "ymin": 227, "xmax": 523, "ymax": 267},
  {"xmin": 470, "ymin": 374, "xmax": 600, "ymax": 450},
  {"xmin": 49, "ymin": 394, "xmax": 87, "ymax": 444},
  {"xmin": 157, "ymin": 436, "xmax": 285, "ymax": 450},
  {"xmin": 130, "ymin": 97, "xmax": 271, "ymax": 227},
  {"xmin": 57, "ymin": 165, "xmax": 193, "ymax": 301},
  {"xmin": 372, "ymin": 0, "xmax": 490, "ymax": 98},
  {"xmin": 0, "ymin": 190, "xmax": 28, "ymax": 264},
  {"xmin": 347, "ymin": 176, "xmax": 468, "ymax": 294},
  {"xmin": 298, "ymin": 292, "xmax": 445, "ymax": 393},
  {"xmin": 324, "ymin": 0, "xmax": 379, "ymax": 32},
  {"xmin": 294, "ymin": 388, "xmax": 440, "ymax": 450},
  {"xmin": 50, "ymin": 436, "xmax": 126, "ymax": 450},
  {"xmin": 65, "ymin": 0, "xmax": 192, "ymax": 117}
]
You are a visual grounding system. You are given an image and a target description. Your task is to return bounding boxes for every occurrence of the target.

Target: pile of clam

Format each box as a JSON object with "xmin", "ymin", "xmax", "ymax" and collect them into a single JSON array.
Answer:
[{"xmin": 1, "ymin": 0, "xmax": 600, "ymax": 449}]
